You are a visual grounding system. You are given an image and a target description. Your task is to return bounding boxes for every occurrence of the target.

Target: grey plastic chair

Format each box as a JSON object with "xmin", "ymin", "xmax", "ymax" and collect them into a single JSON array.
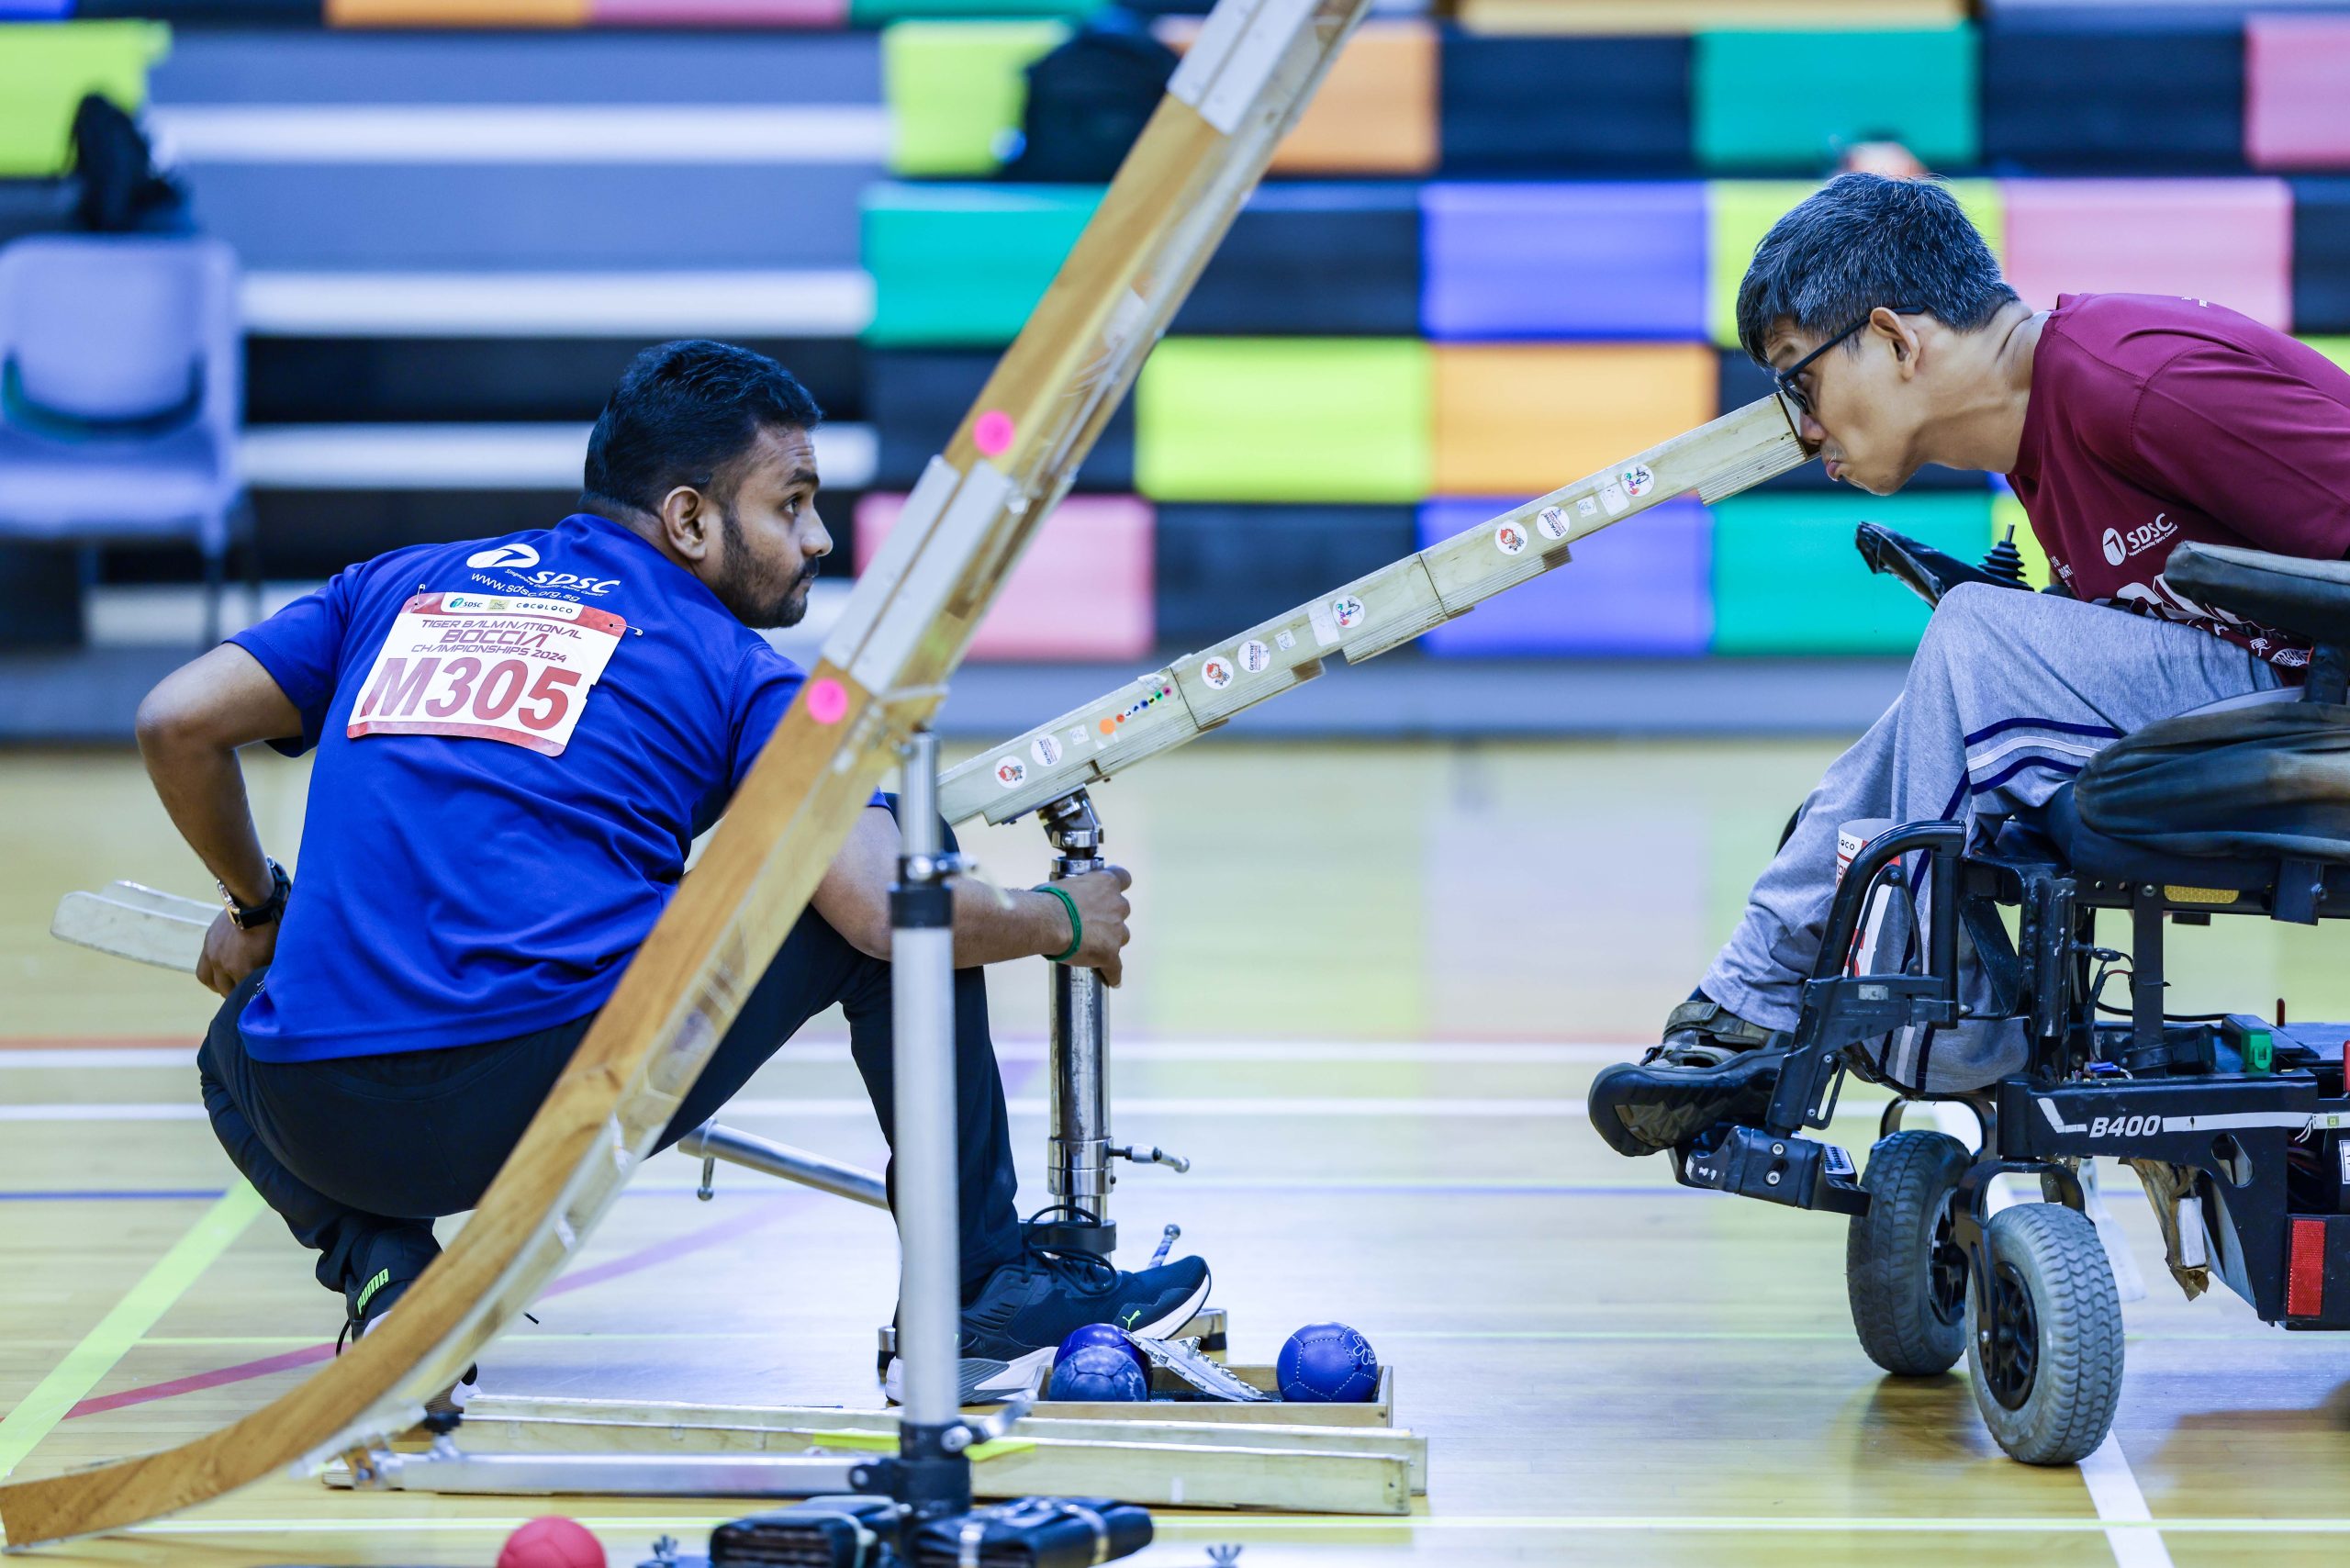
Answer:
[{"xmin": 0, "ymin": 235, "xmax": 251, "ymax": 643}]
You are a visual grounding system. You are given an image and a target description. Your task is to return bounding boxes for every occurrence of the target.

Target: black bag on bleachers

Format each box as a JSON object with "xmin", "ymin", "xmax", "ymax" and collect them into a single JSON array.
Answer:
[
  {"xmin": 1001, "ymin": 7, "xmax": 1178, "ymax": 184},
  {"xmin": 70, "ymin": 94, "xmax": 190, "ymax": 235}
]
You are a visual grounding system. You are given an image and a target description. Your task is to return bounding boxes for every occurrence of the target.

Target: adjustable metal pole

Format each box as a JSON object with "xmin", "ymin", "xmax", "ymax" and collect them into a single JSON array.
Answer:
[
  {"xmin": 1038, "ymin": 790, "xmax": 1116, "ymax": 1256},
  {"xmin": 890, "ymin": 729, "xmax": 969, "ymax": 1519}
]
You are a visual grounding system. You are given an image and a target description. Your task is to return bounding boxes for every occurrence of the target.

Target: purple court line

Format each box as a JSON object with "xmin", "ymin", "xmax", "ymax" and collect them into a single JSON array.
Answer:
[{"xmin": 61, "ymin": 1196, "xmax": 802, "ymax": 1420}]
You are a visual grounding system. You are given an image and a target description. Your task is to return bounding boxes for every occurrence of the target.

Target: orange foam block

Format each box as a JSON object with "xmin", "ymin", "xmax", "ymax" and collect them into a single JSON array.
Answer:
[
  {"xmin": 329, "ymin": 0, "xmax": 588, "ymax": 23},
  {"xmin": 1431, "ymin": 343, "xmax": 1717, "ymax": 498},
  {"xmin": 1159, "ymin": 17, "xmax": 1436, "ymax": 174},
  {"xmin": 855, "ymin": 491, "xmax": 1153, "ymax": 661}
]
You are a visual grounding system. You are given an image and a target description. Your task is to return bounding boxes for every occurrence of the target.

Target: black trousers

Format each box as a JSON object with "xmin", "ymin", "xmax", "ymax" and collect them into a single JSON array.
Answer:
[{"xmin": 196, "ymin": 890, "xmax": 1025, "ymax": 1308}]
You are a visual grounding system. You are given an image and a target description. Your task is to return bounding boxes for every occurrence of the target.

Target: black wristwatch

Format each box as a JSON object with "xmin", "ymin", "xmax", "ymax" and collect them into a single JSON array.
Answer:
[{"xmin": 218, "ymin": 857, "xmax": 291, "ymax": 931}]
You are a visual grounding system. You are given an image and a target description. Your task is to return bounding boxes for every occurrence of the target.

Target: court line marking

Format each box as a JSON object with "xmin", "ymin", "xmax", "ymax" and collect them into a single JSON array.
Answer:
[
  {"xmin": 0, "ymin": 1039, "xmax": 1645, "ymax": 1070},
  {"xmin": 0, "ymin": 1182, "xmax": 262, "ymax": 1477},
  {"xmin": 2082, "ymin": 1435, "xmax": 2175, "ymax": 1568},
  {"xmin": 0, "ymin": 1097, "xmax": 1606, "ymax": 1123},
  {"xmin": 66, "ymin": 1196, "xmax": 804, "ymax": 1419},
  {"xmin": 118, "ymin": 1516, "xmax": 2350, "ymax": 1537}
]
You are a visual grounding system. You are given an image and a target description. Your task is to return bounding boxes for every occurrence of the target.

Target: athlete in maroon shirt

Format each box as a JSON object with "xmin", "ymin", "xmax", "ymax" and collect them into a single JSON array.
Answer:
[{"xmin": 1592, "ymin": 174, "xmax": 2350, "ymax": 1157}]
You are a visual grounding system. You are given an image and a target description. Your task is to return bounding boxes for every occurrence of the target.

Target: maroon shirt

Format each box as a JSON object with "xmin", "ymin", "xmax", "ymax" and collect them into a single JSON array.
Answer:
[{"xmin": 2008, "ymin": 293, "xmax": 2350, "ymax": 669}]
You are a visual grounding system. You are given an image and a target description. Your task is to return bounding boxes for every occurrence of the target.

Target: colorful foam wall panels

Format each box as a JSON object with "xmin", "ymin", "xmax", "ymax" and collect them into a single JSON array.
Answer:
[
  {"xmin": 1421, "ymin": 183, "xmax": 1708, "ymax": 341},
  {"xmin": 1154, "ymin": 504, "xmax": 1418, "ymax": 646},
  {"xmin": 0, "ymin": 19, "xmax": 167, "ymax": 176},
  {"xmin": 1981, "ymin": 14, "xmax": 2244, "ymax": 174},
  {"xmin": 868, "ymin": 350, "xmax": 1133, "ymax": 491},
  {"xmin": 1711, "ymin": 490, "xmax": 1992, "ymax": 655},
  {"xmin": 1431, "ymin": 343, "xmax": 1714, "ymax": 498},
  {"xmin": 2001, "ymin": 179, "xmax": 2293, "ymax": 330},
  {"xmin": 881, "ymin": 20, "xmax": 1065, "ymax": 177},
  {"xmin": 2292, "ymin": 180, "xmax": 2350, "ymax": 333},
  {"xmin": 1136, "ymin": 339, "xmax": 1431, "ymax": 504},
  {"xmin": 1438, "ymin": 34, "xmax": 1691, "ymax": 175},
  {"xmin": 1694, "ymin": 27, "xmax": 1978, "ymax": 174},
  {"xmin": 1456, "ymin": 0, "xmax": 1964, "ymax": 35},
  {"xmin": 1419, "ymin": 497, "xmax": 1711, "ymax": 656},
  {"xmin": 855, "ymin": 491, "xmax": 1153, "ymax": 660},
  {"xmin": 1706, "ymin": 179, "xmax": 2004, "ymax": 350},
  {"xmin": 1176, "ymin": 185, "xmax": 1422, "ymax": 337},
  {"xmin": 863, "ymin": 184, "xmax": 1099, "ymax": 347},
  {"xmin": 2246, "ymin": 16, "xmax": 2350, "ymax": 171}
]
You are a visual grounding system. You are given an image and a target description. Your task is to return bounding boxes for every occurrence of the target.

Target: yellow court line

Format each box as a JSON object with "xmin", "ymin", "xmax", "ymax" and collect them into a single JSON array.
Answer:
[{"xmin": 0, "ymin": 1181, "xmax": 263, "ymax": 1481}]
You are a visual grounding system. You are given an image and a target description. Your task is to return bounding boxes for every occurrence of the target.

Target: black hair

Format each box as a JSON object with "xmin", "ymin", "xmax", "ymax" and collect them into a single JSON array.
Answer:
[
  {"xmin": 582, "ymin": 340, "xmax": 822, "ymax": 515},
  {"xmin": 1735, "ymin": 174, "xmax": 2020, "ymax": 366}
]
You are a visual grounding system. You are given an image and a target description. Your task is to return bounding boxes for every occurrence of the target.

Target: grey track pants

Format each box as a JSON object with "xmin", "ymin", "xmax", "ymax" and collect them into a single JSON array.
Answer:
[{"xmin": 1700, "ymin": 583, "xmax": 2285, "ymax": 1089}]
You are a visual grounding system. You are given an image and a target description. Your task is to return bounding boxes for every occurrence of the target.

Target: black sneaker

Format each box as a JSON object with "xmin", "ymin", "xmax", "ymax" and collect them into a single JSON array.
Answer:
[
  {"xmin": 1587, "ymin": 996, "xmax": 1786, "ymax": 1159},
  {"xmin": 337, "ymin": 1268, "xmax": 480, "ymax": 1421},
  {"xmin": 883, "ymin": 1242, "xmax": 1212, "ymax": 1406}
]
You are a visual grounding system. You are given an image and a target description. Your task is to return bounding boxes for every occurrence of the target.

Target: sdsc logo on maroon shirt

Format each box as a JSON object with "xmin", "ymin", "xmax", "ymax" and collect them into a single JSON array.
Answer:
[{"xmin": 2099, "ymin": 513, "xmax": 2179, "ymax": 566}]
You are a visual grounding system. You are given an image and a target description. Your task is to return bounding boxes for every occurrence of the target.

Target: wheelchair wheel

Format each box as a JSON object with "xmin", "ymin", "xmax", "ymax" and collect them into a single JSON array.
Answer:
[
  {"xmin": 1846, "ymin": 1129, "xmax": 1971, "ymax": 1375},
  {"xmin": 1964, "ymin": 1203, "xmax": 2123, "ymax": 1466}
]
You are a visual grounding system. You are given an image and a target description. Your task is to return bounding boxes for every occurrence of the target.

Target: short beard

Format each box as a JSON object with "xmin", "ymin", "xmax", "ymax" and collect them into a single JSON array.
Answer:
[{"xmin": 716, "ymin": 508, "xmax": 815, "ymax": 630}]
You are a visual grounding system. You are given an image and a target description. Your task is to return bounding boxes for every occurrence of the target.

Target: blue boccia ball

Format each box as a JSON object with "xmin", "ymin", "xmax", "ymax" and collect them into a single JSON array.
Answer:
[
  {"xmin": 1049, "ymin": 1344, "xmax": 1149, "ymax": 1402},
  {"xmin": 1057, "ymin": 1322, "xmax": 1150, "ymax": 1379},
  {"xmin": 1277, "ymin": 1323, "xmax": 1380, "ymax": 1403}
]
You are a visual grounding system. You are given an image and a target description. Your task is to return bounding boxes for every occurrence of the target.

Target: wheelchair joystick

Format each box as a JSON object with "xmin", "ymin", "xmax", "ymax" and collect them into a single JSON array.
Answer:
[{"xmin": 1979, "ymin": 525, "xmax": 2027, "ymax": 587}]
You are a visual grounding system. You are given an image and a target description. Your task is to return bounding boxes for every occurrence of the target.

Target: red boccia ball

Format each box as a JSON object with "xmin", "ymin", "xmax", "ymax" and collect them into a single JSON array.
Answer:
[{"xmin": 498, "ymin": 1516, "xmax": 607, "ymax": 1568}]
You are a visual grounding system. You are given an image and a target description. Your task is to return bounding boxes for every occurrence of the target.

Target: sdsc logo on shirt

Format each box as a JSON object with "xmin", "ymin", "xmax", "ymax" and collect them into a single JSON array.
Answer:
[
  {"xmin": 466, "ymin": 541, "xmax": 620, "ymax": 597},
  {"xmin": 2100, "ymin": 512, "xmax": 2178, "ymax": 566}
]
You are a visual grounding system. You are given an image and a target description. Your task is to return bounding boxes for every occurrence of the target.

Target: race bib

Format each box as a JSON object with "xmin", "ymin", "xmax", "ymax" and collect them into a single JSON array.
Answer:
[{"xmin": 347, "ymin": 592, "xmax": 626, "ymax": 756}]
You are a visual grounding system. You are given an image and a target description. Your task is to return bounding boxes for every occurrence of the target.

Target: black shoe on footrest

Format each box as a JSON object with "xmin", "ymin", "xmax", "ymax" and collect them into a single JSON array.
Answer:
[{"xmin": 1587, "ymin": 1046, "xmax": 1787, "ymax": 1158}]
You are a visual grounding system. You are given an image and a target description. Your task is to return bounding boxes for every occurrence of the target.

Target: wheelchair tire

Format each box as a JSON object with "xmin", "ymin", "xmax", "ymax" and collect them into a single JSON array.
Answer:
[
  {"xmin": 1964, "ymin": 1203, "xmax": 2123, "ymax": 1467},
  {"xmin": 1846, "ymin": 1129, "xmax": 1971, "ymax": 1375}
]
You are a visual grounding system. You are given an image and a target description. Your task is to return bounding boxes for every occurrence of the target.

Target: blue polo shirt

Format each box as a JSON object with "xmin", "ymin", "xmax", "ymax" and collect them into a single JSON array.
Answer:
[{"xmin": 229, "ymin": 512, "xmax": 814, "ymax": 1062}]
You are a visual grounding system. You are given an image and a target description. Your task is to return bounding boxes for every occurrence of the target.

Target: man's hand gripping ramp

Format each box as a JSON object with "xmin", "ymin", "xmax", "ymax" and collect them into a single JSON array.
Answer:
[
  {"xmin": 0, "ymin": 0, "xmax": 1373, "ymax": 1542},
  {"xmin": 944, "ymin": 394, "xmax": 1813, "ymax": 827}
]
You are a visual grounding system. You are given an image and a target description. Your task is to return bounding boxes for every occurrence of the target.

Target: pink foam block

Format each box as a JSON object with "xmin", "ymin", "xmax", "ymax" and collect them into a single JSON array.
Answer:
[
  {"xmin": 2247, "ymin": 17, "xmax": 2350, "ymax": 169},
  {"xmin": 589, "ymin": 0, "xmax": 847, "ymax": 26},
  {"xmin": 2000, "ymin": 179, "xmax": 2294, "ymax": 331},
  {"xmin": 854, "ymin": 492, "xmax": 1153, "ymax": 662}
]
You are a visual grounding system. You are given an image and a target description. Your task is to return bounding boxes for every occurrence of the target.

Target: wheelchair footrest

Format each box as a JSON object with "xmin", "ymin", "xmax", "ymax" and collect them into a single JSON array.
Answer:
[{"xmin": 1678, "ymin": 1126, "xmax": 1869, "ymax": 1216}]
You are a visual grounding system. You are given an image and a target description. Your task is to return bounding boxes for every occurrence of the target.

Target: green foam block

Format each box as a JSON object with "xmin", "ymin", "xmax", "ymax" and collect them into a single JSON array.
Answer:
[
  {"xmin": 864, "ymin": 183, "xmax": 1103, "ymax": 348},
  {"xmin": 0, "ymin": 21, "xmax": 170, "ymax": 179},
  {"xmin": 882, "ymin": 19, "xmax": 1069, "ymax": 176},
  {"xmin": 1707, "ymin": 178, "xmax": 2003, "ymax": 350},
  {"xmin": 1695, "ymin": 26, "xmax": 1979, "ymax": 174},
  {"xmin": 1711, "ymin": 489, "xmax": 1994, "ymax": 655},
  {"xmin": 1136, "ymin": 339, "xmax": 1433, "ymax": 504}
]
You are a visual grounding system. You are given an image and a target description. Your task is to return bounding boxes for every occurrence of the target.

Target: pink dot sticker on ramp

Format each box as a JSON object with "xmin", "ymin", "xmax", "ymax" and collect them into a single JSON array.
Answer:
[
  {"xmin": 807, "ymin": 678, "xmax": 849, "ymax": 725},
  {"xmin": 972, "ymin": 410, "xmax": 1015, "ymax": 457}
]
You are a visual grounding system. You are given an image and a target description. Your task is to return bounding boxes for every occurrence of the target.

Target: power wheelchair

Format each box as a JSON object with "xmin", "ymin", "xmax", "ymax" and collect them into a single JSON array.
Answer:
[{"xmin": 1671, "ymin": 533, "xmax": 2350, "ymax": 1466}]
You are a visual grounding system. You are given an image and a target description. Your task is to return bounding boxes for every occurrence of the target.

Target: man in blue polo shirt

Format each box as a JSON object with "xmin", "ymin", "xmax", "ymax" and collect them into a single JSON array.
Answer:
[{"xmin": 135, "ymin": 341, "xmax": 1209, "ymax": 1404}]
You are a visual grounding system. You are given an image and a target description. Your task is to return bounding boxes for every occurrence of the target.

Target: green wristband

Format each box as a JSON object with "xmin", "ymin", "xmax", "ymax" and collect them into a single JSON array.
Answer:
[{"xmin": 1033, "ymin": 883, "xmax": 1083, "ymax": 964}]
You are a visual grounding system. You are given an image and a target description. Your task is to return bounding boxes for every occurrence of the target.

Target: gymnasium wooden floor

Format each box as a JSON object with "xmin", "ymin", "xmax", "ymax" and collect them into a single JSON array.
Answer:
[{"xmin": 4, "ymin": 739, "xmax": 2347, "ymax": 1566}]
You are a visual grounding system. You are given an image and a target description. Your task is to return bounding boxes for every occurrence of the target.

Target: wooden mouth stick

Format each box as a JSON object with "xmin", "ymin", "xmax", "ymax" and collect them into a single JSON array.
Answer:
[{"xmin": 943, "ymin": 393, "xmax": 1813, "ymax": 829}]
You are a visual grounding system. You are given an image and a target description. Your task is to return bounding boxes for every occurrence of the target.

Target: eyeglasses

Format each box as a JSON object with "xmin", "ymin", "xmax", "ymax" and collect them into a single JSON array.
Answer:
[{"xmin": 1773, "ymin": 305, "xmax": 1920, "ymax": 419}]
